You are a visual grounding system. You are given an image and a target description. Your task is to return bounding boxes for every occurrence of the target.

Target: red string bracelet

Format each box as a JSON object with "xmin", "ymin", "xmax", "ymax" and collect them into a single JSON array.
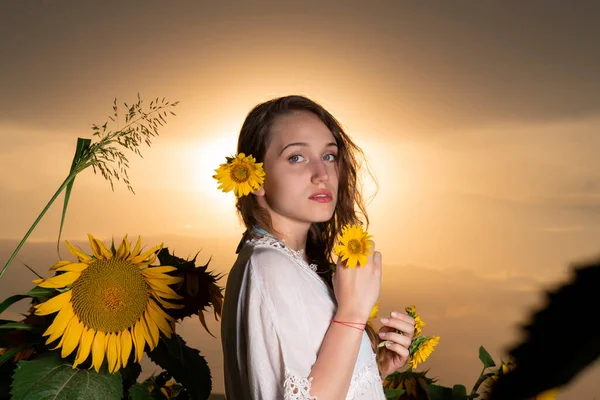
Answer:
[{"xmin": 331, "ymin": 318, "xmax": 366, "ymax": 331}]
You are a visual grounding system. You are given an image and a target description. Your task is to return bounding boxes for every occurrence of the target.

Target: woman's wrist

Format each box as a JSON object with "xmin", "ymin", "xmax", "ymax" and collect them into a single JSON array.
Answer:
[{"xmin": 333, "ymin": 310, "xmax": 368, "ymax": 325}]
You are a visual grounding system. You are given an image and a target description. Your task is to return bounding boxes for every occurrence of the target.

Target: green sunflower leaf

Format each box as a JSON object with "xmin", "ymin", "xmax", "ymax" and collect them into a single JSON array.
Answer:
[
  {"xmin": 146, "ymin": 334, "xmax": 211, "ymax": 400},
  {"xmin": 478, "ymin": 345, "xmax": 496, "ymax": 368},
  {"xmin": 452, "ymin": 384, "xmax": 468, "ymax": 400},
  {"xmin": 10, "ymin": 352, "xmax": 122, "ymax": 400},
  {"xmin": 0, "ymin": 322, "xmax": 35, "ymax": 331},
  {"xmin": 383, "ymin": 387, "xmax": 406, "ymax": 399},
  {"xmin": 120, "ymin": 361, "xmax": 142, "ymax": 394},
  {"xmin": 425, "ymin": 383, "xmax": 454, "ymax": 400},
  {"xmin": 27, "ymin": 286, "xmax": 57, "ymax": 299},
  {"xmin": 0, "ymin": 294, "xmax": 29, "ymax": 315},
  {"xmin": 128, "ymin": 382, "xmax": 154, "ymax": 400}
]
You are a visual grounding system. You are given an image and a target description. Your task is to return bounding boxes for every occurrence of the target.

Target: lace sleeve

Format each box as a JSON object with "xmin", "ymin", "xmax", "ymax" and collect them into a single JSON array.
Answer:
[{"xmin": 284, "ymin": 371, "xmax": 317, "ymax": 400}]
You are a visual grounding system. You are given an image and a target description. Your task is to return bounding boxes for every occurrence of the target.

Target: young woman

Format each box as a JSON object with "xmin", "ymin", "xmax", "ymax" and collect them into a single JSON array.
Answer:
[{"xmin": 220, "ymin": 95, "xmax": 416, "ymax": 399}]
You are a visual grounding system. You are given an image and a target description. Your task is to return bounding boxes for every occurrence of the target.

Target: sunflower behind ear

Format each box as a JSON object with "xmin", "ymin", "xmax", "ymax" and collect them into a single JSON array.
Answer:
[{"xmin": 489, "ymin": 259, "xmax": 600, "ymax": 400}]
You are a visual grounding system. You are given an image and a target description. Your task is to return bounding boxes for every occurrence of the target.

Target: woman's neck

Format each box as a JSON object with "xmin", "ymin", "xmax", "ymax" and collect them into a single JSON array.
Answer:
[{"xmin": 257, "ymin": 217, "xmax": 310, "ymax": 252}]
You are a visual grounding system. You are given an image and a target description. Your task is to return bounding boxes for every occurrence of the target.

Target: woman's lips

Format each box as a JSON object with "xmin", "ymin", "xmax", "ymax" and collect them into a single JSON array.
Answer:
[{"xmin": 309, "ymin": 195, "xmax": 332, "ymax": 203}]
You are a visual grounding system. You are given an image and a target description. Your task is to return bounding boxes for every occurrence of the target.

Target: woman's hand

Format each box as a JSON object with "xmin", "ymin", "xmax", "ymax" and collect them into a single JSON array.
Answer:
[
  {"xmin": 378, "ymin": 310, "xmax": 416, "ymax": 377},
  {"xmin": 332, "ymin": 240, "xmax": 382, "ymax": 323}
]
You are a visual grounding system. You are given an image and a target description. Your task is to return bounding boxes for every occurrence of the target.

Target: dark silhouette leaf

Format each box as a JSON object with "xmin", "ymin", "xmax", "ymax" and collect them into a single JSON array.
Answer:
[
  {"xmin": 489, "ymin": 260, "xmax": 600, "ymax": 400},
  {"xmin": 146, "ymin": 334, "xmax": 211, "ymax": 400}
]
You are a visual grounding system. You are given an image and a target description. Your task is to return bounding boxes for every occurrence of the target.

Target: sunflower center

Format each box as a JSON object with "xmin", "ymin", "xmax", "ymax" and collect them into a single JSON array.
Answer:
[
  {"xmin": 347, "ymin": 239, "xmax": 363, "ymax": 255},
  {"xmin": 230, "ymin": 164, "xmax": 250, "ymax": 183},
  {"xmin": 71, "ymin": 259, "xmax": 149, "ymax": 333}
]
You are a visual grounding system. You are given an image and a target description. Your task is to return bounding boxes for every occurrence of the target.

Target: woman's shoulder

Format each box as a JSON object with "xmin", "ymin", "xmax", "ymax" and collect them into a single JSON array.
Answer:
[
  {"xmin": 240, "ymin": 236, "xmax": 314, "ymax": 283},
  {"xmin": 246, "ymin": 237, "xmax": 298, "ymax": 271}
]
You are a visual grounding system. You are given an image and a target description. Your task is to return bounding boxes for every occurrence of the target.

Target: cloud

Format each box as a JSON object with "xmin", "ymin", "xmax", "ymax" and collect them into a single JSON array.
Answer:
[{"xmin": 1, "ymin": 2, "xmax": 599, "ymax": 135}]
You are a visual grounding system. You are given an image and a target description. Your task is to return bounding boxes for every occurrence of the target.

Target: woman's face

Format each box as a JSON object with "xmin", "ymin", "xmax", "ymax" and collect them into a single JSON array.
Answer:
[{"xmin": 255, "ymin": 110, "xmax": 340, "ymax": 228}]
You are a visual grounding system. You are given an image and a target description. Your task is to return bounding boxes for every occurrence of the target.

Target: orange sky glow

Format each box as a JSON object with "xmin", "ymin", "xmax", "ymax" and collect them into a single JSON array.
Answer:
[{"xmin": 1, "ymin": 1, "xmax": 599, "ymax": 398}]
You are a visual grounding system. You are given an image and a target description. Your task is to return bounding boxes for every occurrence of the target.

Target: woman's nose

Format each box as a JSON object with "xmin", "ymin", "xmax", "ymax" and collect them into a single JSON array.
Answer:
[{"xmin": 311, "ymin": 161, "xmax": 330, "ymax": 184}]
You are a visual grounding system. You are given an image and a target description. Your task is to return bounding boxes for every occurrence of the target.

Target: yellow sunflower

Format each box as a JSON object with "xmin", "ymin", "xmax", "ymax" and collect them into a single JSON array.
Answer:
[
  {"xmin": 333, "ymin": 224, "xmax": 373, "ymax": 268},
  {"xmin": 213, "ymin": 153, "xmax": 266, "ymax": 197},
  {"xmin": 32, "ymin": 234, "xmax": 183, "ymax": 373},
  {"xmin": 367, "ymin": 300, "xmax": 380, "ymax": 326},
  {"xmin": 533, "ymin": 388, "xmax": 559, "ymax": 399},
  {"xmin": 409, "ymin": 335, "xmax": 440, "ymax": 369},
  {"xmin": 405, "ymin": 305, "xmax": 426, "ymax": 337}
]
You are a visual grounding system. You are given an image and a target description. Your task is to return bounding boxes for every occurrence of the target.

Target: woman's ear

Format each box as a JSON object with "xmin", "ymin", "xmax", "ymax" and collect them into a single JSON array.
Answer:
[{"xmin": 252, "ymin": 185, "xmax": 265, "ymax": 197}]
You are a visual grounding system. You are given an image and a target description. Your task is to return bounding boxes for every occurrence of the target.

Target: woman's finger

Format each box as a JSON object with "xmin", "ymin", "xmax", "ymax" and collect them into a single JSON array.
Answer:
[
  {"xmin": 378, "ymin": 330, "xmax": 411, "ymax": 348},
  {"xmin": 382, "ymin": 341, "xmax": 410, "ymax": 360},
  {"xmin": 380, "ymin": 317, "xmax": 415, "ymax": 337}
]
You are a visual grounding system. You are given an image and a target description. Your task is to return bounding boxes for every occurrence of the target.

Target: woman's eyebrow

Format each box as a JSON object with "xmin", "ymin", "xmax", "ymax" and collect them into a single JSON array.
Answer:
[{"xmin": 279, "ymin": 142, "xmax": 338, "ymax": 155}]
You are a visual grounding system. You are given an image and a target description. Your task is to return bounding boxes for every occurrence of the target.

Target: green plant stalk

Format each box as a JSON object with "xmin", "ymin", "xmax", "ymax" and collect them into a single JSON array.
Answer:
[
  {"xmin": 0, "ymin": 172, "xmax": 78, "ymax": 280},
  {"xmin": 470, "ymin": 368, "xmax": 495, "ymax": 398}
]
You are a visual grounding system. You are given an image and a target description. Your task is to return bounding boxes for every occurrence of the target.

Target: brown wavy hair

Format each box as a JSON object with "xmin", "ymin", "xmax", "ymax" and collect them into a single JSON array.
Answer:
[{"xmin": 234, "ymin": 95, "xmax": 385, "ymax": 376}]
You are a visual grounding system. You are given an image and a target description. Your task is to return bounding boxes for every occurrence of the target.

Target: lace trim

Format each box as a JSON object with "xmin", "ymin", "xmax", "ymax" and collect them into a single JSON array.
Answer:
[
  {"xmin": 246, "ymin": 235, "xmax": 319, "ymax": 273},
  {"xmin": 283, "ymin": 371, "xmax": 317, "ymax": 399},
  {"xmin": 282, "ymin": 354, "xmax": 382, "ymax": 400},
  {"xmin": 346, "ymin": 353, "xmax": 385, "ymax": 399}
]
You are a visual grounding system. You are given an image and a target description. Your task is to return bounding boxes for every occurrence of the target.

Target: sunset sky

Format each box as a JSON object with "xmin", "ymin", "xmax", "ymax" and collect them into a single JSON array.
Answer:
[{"xmin": 1, "ymin": 1, "xmax": 599, "ymax": 398}]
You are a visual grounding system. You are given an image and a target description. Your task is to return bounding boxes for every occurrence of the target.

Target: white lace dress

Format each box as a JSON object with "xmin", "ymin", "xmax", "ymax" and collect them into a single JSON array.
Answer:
[{"xmin": 221, "ymin": 234, "xmax": 386, "ymax": 399}]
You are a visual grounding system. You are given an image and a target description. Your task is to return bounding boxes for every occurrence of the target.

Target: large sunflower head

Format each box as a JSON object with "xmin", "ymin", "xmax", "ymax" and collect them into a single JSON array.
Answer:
[
  {"xmin": 32, "ymin": 234, "xmax": 183, "ymax": 373},
  {"xmin": 156, "ymin": 247, "xmax": 225, "ymax": 338},
  {"xmin": 333, "ymin": 224, "xmax": 373, "ymax": 268},
  {"xmin": 213, "ymin": 153, "xmax": 266, "ymax": 197},
  {"xmin": 408, "ymin": 335, "xmax": 440, "ymax": 370},
  {"xmin": 383, "ymin": 369, "xmax": 436, "ymax": 400}
]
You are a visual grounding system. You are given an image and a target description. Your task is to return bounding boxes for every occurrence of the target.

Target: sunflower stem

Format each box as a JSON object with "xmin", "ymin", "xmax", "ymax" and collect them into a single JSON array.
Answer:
[
  {"xmin": 0, "ymin": 172, "xmax": 78, "ymax": 281},
  {"xmin": 470, "ymin": 369, "xmax": 495, "ymax": 398}
]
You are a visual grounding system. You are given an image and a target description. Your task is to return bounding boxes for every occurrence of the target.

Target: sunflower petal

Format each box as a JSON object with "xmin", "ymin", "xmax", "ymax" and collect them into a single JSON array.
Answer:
[
  {"xmin": 54, "ymin": 262, "xmax": 89, "ymax": 273},
  {"xmin": 61, "ymin": 318, "xmax": 84, "ymax": 358},
  {"xmin": 146, "ymin": 309, "xmax": 161, "ymax": 345},
  {"xmin": 128, "ymin": 236, "xmax": 143, "ymax": 260},
  {"xmin": 44, "ymin": 304, "xmax": 75, "ymax": 344},
  {"xmin": 115, "ymin": 332, "xmax": 122, "ymax": 372},
  {"xmin": 140, "ymin": 253, "xmax": 159, "ymax": 267},
  {"xmin": 141, "ymin": 271, "xmax": 182, "ymax": 285},
  {"xmin": 152, "ymin": 293, "xmax": 184, "ymax": 309},
  {"xmin": 347, "ymin": 257, "xmax": 358, "ymax": 269},
  {"xmin": 35, "ymin": 290, "xmax": 72, "ymax": 316},
  {"xmin": 116, "ymin": 234, "xmax": 129, "ymax": 260},
  {"xmin": 107, "ymin": 333, "xmax": 118, "ymax": 373},
  {"xmin": 148, "ymin": 300, "xmax": 173, "ymax": 338},
  {"xmin": 142, "ymin": 312, "xmax": 159, "ymax": 349},
  {"xmin": 131, "ymin": 245, "xmax": 162, "ymax": 265},
  {"xmin": 38, "ymin": 271, "xmax": 81, "ymax": 288},
  {"xmin": 143, "ymin": 266, "xmax": 177, "ymax": 274},
  {"xmin": 147, "ymin": 281, "xmax": 183, "ymax": 299},
  {"xmin": 89, "ymin": 234, "xmax": 113, "ymax": 260},
  {"xmin": 73, "ymin": 326, "xmax": 95, "ymax": 368},
  {"xmin": 50, "ymin": 329, "xmax": 67, "ymax": 350},
  {"xmin": 91, "ymin": 331, "xmax": 106, "ymax": 373},
  {"xmin": 148, "ymin": 298, "xmax": 175, "ymax": 322},
  {"xmin": 50, "ymin": 260, "xmax": 73, "ymax": 271},
  {"xmin": 133, "ymin": 322, "xmax": 145, "ymax": 363},
  {"xmin": 358, "ymin": 255, "xmax": 369, "ymax": 267},
  {"xmin": 65, "ymin": 240, "xmax": 92, "ymax": 262},
  {"xmin": 120, "ymin": 329, "xmax": 133, "ymax": 368}
]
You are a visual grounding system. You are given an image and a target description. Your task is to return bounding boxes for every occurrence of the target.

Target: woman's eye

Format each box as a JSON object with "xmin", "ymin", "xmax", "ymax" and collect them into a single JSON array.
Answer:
[
  {"xmin": 289, "ymin": 154, "xmax": 305, "ymax": 163},
  {"xmin": 323, "ymin": 153, "xmax": 337, "ymax": 162}
]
